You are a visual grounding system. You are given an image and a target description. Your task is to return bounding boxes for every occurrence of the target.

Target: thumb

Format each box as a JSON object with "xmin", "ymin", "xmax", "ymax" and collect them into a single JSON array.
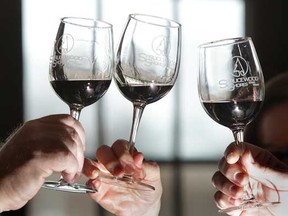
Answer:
[{"xmin": 241, "ymin": 143, "xmax": 288, "ymax": 190}]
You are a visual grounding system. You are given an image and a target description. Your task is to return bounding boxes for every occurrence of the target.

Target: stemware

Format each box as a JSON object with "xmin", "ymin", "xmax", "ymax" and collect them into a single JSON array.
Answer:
[
  {"xmin": 43, "ymin": 17, "xmax": 114, "ymax": 193},
  {"xmin": 198, "ymin": 37, "xmax": 279, "ymax": 212},
  {"xmin": 98, "ymin": 13, "xmax": 181, "ymax": 191}
]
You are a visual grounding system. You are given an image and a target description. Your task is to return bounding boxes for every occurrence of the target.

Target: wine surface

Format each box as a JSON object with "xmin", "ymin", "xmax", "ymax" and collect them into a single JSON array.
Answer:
[
  {"xmin": 202, "ymin": 100, "xmax": 262, "ymax": 129},
  {"xmin": 116, "ymin": 80, "xmax": 173, "ymax": 104},
  {"xmin": 50, "ymin": 80, "xmax": 111, "ymax": 108}
]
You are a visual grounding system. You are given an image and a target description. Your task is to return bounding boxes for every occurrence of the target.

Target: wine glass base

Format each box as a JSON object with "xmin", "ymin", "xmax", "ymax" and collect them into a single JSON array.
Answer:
[
  {"xmin": 98, "ymin": 175, "xmax": 155, "ymax": 191},
  {"xmin": 42, "ymin": 179, "xmax": 97, "ymax": 193},
  {"xmin": 218, "ymin": 200, "xmax": 281, "ymax": 213}
]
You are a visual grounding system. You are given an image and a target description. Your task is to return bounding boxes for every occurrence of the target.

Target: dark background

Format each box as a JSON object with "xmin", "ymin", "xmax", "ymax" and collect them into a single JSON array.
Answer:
[{"xmin": 1, "ymin": 0, "xmax": 288, "ymax": 215}]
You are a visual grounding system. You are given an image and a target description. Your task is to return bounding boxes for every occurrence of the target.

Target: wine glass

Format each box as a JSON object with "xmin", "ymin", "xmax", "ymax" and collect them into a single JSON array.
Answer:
[
  {"xmin": 98, "ymin": 13, "xmax": 181, "ymax": 191},
  {"xmin": 42, "ymin": 17, "xmax": 114, "ymax": 193},
  {"xmin": 198, "ymin": 37, "xmax": 280, "ymax": 212}
]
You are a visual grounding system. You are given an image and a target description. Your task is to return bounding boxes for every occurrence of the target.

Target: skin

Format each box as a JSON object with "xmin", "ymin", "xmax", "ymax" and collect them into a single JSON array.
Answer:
[
  {"xmin": 0, "ymin": 115, "xmax": 162, "ymax": 215},
  {"xmin": 212, "ymin": 142, "xmax": 288, "ymax": 216},
  {"xmin": 83, "ymin": 139, "xmax": 162, "ymax": 216},
  {"xmin": 0, "ymin": 114, "xmax": 85, "ymax": 212}
]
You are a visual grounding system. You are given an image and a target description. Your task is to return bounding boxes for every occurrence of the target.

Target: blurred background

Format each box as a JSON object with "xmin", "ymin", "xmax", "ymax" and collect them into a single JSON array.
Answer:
[{"xmin": 1, "ymin": 0, "xmax": 288, "ymax": 215}]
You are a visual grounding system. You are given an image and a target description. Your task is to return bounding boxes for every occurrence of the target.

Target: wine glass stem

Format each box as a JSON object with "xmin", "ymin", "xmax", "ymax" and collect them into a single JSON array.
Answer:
[
  {"xmin": 61, "ymin": 107, "xmax": 82, "ymax": 185},
  {"xmin": 70, "ymin": 107, "xmax": 82, "ymax": 121},
  {"xmin": 232, "ymin": 128, "xmax": 255, "ymax": 201},
  {"xmin": 232, "ymin": 128, "xmax": 244, "ymax": 153},
  {"xmin": 129, "ymin": 103, "xmax": 145, "ymax": 153}
]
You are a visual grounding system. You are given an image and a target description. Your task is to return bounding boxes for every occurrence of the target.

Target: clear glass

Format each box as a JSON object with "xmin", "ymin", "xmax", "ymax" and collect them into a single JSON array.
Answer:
[
  {"xmin": 198, "ymin": 37, "xmax": 279, "ymax": 212},
  {"xmin": 23, "ymin": 0, "xmax": 245, "ymax": 162},
  {"xmin": 98, "ymin": 13, "xmax": 181, "ymax": 191},
  {"xmin": 42, "ymin": 17, "xmax": 114, "ymax": 193}
]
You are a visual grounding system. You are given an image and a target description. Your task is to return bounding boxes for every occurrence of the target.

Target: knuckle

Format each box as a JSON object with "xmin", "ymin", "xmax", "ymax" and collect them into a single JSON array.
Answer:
[
  {"xmin": 211, "ymin": 171, "xmax": 219, "ymax": 186},
  {"xmin": 212, "ymin": 171, "xmax": 225, "ymax": 189},
  {"xmin": 214, "ymin": 191, "xmax": 225, "ymax": 209},
  {"xmin": 66, "ymin": 128, "xmax": 81, "ymax": 147},
  {"xmin": 69, "ymin": 127, "xmax": 79, "ymax": 140},
  {"xmin": 57, "ymin": 149, "xmax": 74, "ymax": 162},
  {"xmin": 62, "ymin": 114, "xmax": 75, "ymax": 123},
  {"xmin": 96, "ymin": 145, "xmax": 110, "ymax": 158}
]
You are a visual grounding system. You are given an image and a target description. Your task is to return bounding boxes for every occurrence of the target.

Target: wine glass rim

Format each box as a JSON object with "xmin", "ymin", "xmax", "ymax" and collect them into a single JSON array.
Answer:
[
  {"xmin": 129, "ymin": 13, "xmax": 181, "ymax": 28},
  {"xmin": 199, "ymin": 37, "xmax": 252, "ymax": 48},
  {"xmin": 61, "ymin": 17, "xmax": 113, "ymax": 29}
]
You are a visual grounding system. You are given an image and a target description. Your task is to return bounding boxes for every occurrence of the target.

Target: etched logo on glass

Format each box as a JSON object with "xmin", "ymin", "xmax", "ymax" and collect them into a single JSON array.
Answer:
[
  {"xmin": 56, "ymin": 34, "xmax": 74, "ymax": 54},
  {"xmin": 152, "ymin": 35, "xmax": 170, "ymax": 56},
  {"xmin": 138, "ymin": 35, "xmax": 175, "ymax": 70},
  {"xmin": 232, "ymin": 56, "xmax": 248, "ymax": 77},
  {"xmin": 219, "ymin": 56, "xmax": 260, "ymax": 91}
]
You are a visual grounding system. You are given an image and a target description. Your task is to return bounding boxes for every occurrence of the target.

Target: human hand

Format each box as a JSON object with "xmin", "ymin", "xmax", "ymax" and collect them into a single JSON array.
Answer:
[
  {"xmin": 83, "ymin": 139, "xmax": 162, "ymax": 216},
  {"xmin": 0, "ymin": 114, "xmax": 85, "ymax": 212},
  {"xmin": 212, "ymin": 142, "xmax": 288, "ymax": 215}
]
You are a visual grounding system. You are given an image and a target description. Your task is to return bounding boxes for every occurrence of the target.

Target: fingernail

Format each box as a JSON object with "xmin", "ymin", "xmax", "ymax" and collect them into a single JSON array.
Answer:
[
  {"xmin": 229, "ymin": 185, "xmax": 238, "ymax": 195},
  {"xmin": 91, "ymin": 170, "xmax": 98, "ymax": 179},
  {"xmin": 93, "ymin": 179, "xmax": 101, "ymax": 189},
  {"xmin": 113, "ymin": 165, "xmax": 123, "ymax": 175},
  {"xmin": 234, "ymin": 172, "xmax": 245, "ymax": 183}
]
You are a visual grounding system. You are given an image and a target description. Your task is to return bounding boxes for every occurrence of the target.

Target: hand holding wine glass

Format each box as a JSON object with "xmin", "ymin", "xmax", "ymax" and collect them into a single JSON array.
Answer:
[
  {"xmin": 0, "ymin": 114, "xmax": 86, "ymax": 211},
  {"xmin": 213, "ymin": 142, "xmax": 288, "ymax": 215},
  {"xmin": 98, "ymin": 14, "xmax": 181, "ymax": 191},
  {"xmin": 43, "ymin": 17, "xmax": 114, "ymax": 193},
  {"xmin": 83, "ymin": 139, "xmax": 162, "ymax": 216},
  {"xmin": 198, "ymin": 37, "xmax": 279, "ymax": 212}
]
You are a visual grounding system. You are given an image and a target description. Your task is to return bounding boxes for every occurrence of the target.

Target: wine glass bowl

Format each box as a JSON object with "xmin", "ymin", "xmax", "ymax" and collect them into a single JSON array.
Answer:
[
  {"xmin": 99, "ymin": 14, "xmax": 181, "ymax": 191},
  {"xmin": 198, "ymin": 37, "xmax": 280, "ymax": 212},
  {"xmin": 49, "ymin": 17, "xmax": 114, "ymax": 120},
  {"xmin": 43, "ymin": 17, "xmax": 114, "ymax": 193},
  {"xmin": 198, "ymin": 37, "xmax": 265, "ymax": 142},
  {"xmin": 115, "ymin": 14, "xmax": 181, "ymax": 108}
]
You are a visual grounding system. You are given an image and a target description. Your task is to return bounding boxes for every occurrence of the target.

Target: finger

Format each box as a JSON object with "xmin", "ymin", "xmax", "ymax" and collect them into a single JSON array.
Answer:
[
  {"xmin": 134, "ymin": 159, "xmax": 160, "ymax": 183},
  {"xmin": 32, "ymin": 122, "xmax": 85, "ymax": 173},
  {"xmin": 83, "ymin": 158, "xmax": 100, "ymax": 179},
  {"xmin": 86, "ymin": 178, "xmax": 102, "ymax": 194},
  {"xmin": 240, "ymin": 144, "xmax": 288, "ymax": 190},
  {"xmin": 111, "ymin": 139, "xmax": 136, "ymax": 173},
  {"xmin": 214, "ymin": 190, "xmax": 242, "ymax": 211},
  {"xmin": 57, "ymin": 148, "xmax": 79, "ymax": 182},
  {"xmin": 96, "ymin": 145, "xmax": 123, "ymax": 175},
  {"xmin": 36, "ymin": 148, "xmax": 79, "ymax": 183},
  {"xmin": 39, "ymin": 114, "xmax": 86, "ymax": 150},
  {"xmin": 224, "ymin": 142, "xmax": 242, "ymax": 164},
  {"xmin": 218, "ymin": 157, "xmax": 249, "ymax": 186},
  {"xmin": 212, "ymin": 171, "xmax": 244, "ymax": 199},
  {"xmin": 133, "ymin": 151, "xmax": 144, "ymax": 169},
  {"xmin": 56, "ymin": 125, "xmax": 85, "ymax": 175}
]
